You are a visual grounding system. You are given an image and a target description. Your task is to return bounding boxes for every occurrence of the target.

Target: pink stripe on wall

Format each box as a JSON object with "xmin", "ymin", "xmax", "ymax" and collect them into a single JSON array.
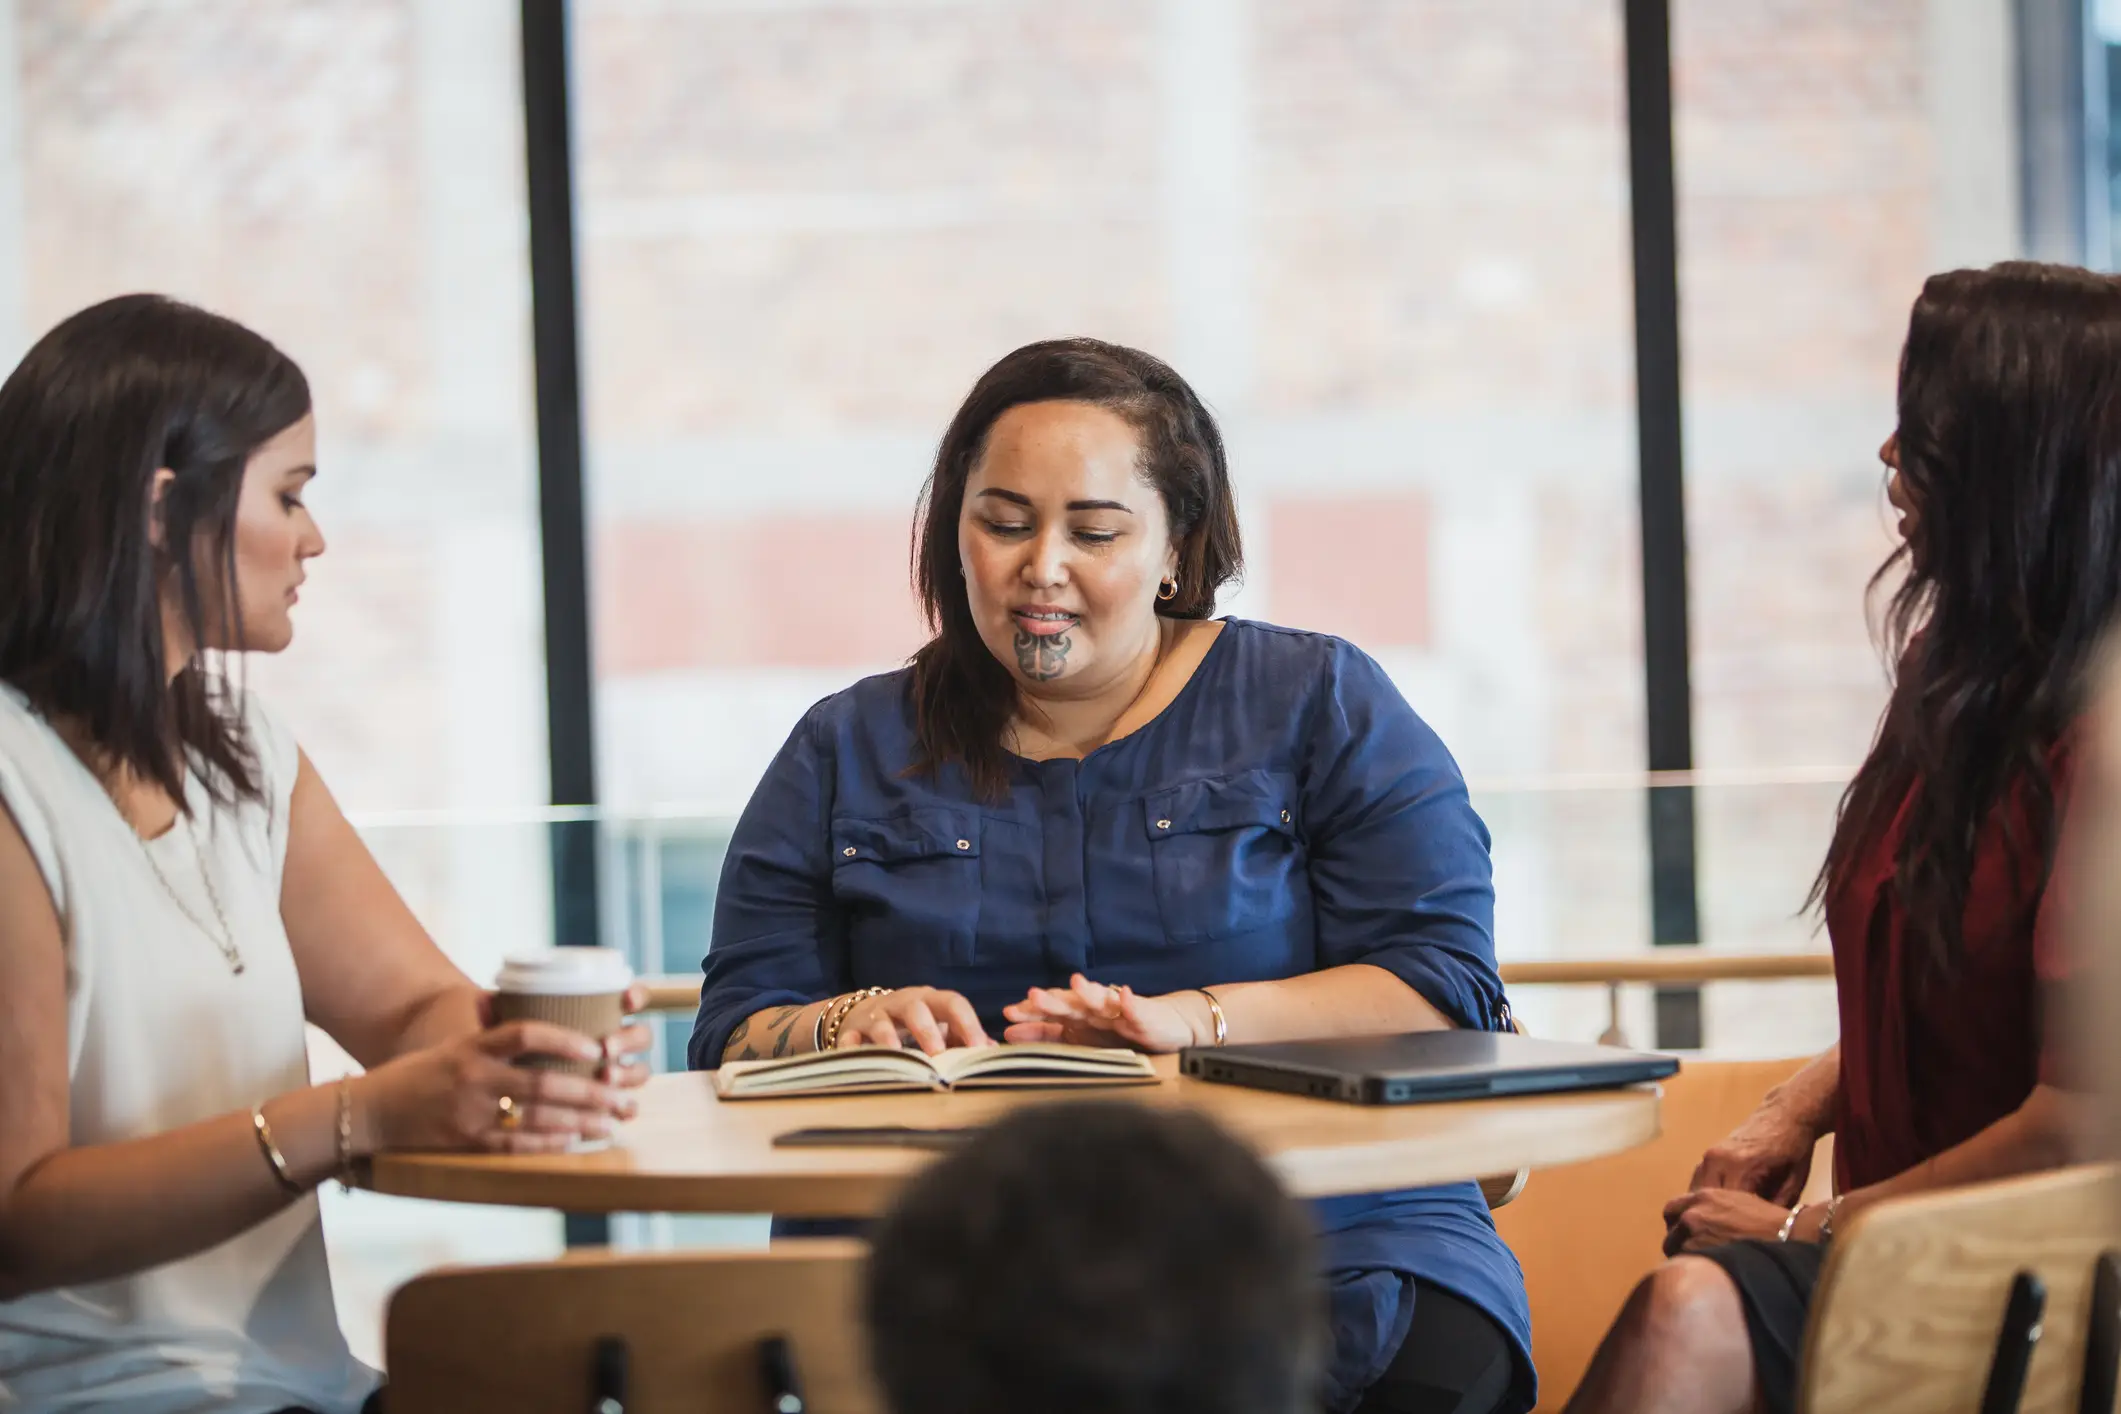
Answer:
[
  {"xmin": 1266, "ymin": 494, "xmax": 1431, "ymax": 650},
  {"xmin": 596, "ymin": 513, "xmax": 929, "ymax": 673}
]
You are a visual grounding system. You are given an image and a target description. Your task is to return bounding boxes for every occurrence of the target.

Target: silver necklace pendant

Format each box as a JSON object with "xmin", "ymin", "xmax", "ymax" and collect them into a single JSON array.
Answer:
[{"xmin": 141, "ymin": 817, "xmax": 246, "ymax": 976}]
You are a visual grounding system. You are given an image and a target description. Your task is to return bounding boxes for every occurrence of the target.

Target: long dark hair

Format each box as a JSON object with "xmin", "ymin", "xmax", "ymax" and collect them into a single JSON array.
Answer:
[
  {"xmin": 0, "ymin": 294, "xmax": 312, "ymax": 809},
  {"xmin": 1813, "ymin": 262, "xmax": 2121, "ymax": 976},
  {"xmin": 908, "ymin": 339, "xmax": 1244, "ymax": 798}
]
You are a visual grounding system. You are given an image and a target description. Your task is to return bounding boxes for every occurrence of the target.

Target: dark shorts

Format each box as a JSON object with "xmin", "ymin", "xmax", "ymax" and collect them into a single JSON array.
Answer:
[
  {"xmin": 1695, "ymin": 1238, "xmax": 1827, "ymax": 1414},
  {"xmin": 1352, "ymin": 1280, "xmax": 1517, "ymax": 1414}
]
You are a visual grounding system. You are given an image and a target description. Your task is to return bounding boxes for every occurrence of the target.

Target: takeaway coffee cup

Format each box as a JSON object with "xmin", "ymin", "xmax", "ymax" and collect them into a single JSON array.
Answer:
[{"xmin": 491, "ymin": 947, "xmax": 634, "ymax": 1077}]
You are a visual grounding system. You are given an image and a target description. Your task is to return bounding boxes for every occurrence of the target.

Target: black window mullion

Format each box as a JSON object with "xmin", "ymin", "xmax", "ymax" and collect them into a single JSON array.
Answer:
[
  {"xmin": 519, "ymin": 0, "xmax": 607, "ymax": 1248},
  {"xmin": 1622, "ymin": 0, "xmax": 1703, "ymax": 1049}
]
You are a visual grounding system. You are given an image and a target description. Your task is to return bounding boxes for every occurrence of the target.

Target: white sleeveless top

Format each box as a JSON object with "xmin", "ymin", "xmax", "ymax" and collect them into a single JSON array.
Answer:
[{"xmin": 0, "ymin": 684, "xmax": 376, "ymax": 1413}]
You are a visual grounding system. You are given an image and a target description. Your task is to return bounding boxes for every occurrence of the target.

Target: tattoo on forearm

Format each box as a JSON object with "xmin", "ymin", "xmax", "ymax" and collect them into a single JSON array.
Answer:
[
  {"xmin": 726, "ymin": 1004, "xmax": 809, "ymax": 1061},
  {"xmin": 767, "ymin": 1004, "xmax": 804, "ymax": 1058},
  {"xmin": 1014, "ymin": 627, "xmax": 1072, "ymax": 681}
]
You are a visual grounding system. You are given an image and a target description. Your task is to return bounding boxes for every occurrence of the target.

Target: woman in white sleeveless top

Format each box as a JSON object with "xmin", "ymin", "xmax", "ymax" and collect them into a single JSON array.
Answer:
[{"xmin": 0, "ymin": 295, "xmax": 653, "ymax": 1413}]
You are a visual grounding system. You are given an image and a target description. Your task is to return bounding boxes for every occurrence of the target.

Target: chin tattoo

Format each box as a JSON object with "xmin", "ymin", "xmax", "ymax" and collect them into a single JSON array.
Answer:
[{"xmin": 1014, "ymin": 627, "xmax": 1073, "ymax": 681}]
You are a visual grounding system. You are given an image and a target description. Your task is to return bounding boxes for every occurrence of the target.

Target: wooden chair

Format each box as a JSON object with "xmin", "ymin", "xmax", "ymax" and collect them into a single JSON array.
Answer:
[
  {"xmin": 384, "ymin": 1238, "xmax": 882, "ymax": 1414},
  {"xmin": 1796, "ymin": 1163, "xmax": 2121, "ymax": 1414}
]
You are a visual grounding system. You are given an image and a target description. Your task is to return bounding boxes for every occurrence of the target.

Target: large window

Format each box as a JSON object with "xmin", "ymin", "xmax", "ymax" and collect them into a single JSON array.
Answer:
[
  {"xmin": 1674, "ymin": 0, "xmax": 2022, "ymax": 1053},
  {"xmin": 8, "ymin": 0, "xmax": 562, "ymax": 1360},
  {"xmin": 0, "ymin": 0, "xmax": 2069, "ymax": 1350},
  {"xmin": 574, "ymin": 0, "xmax": 1649, "ymax": 1044}
]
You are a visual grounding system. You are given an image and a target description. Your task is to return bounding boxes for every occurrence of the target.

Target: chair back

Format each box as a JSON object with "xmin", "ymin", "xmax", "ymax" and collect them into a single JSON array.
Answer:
[
  {"xmin": 384, "ymin": 1238, "xmax": 882, "ymax": 1414},
  {"xmin": 1796, "ymin": 1164, "xmax": 2121, "ymax": 1414}
]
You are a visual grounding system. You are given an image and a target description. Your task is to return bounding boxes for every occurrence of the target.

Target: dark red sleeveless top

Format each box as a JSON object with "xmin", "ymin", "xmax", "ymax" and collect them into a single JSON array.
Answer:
[{"xmin": 1826, "ymin": 750, "xmax": 2073, "ymax": 1192}]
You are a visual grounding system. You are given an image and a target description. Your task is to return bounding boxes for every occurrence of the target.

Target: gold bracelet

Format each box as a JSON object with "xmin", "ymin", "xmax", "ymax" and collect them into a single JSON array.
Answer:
[
  {"xmin": 819, "ymin": 994, "xmax": 857, "ymax": 1051},
  {"xmin": 823, "ymin": 986, "xmax": 892, "ymax": 1050},
  {"xmin": 822, "ymin": 989, "xmax": 875, "ymax": 1050},
  {"xmin": 1197, "ymin": 987, "xmax": 1229, "ymax": 1047},
  {"xmin": 251, "ymin": 1106, "xmax": 301, "ymax": 1195},
  {"xmin": 334, "ymin": 1077, "xmax": 356, "ymax": 1191}
]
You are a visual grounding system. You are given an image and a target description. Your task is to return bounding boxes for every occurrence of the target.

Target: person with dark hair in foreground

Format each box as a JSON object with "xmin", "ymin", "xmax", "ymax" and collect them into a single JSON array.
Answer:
[
  {"xmin": 693, "ymin": 337, "xmax": 1530, "ymax": 1412},
  {"xmin": 865, "ymin": 1101, "xmax": 1325, "ymax": 1414},
  {"xmin": 1565, "ymin": 261, "xmax": 2106, "ymax": 1414}
]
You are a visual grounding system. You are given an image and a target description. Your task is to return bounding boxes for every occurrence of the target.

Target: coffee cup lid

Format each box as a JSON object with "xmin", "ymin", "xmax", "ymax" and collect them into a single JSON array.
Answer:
[{"xmin": 494, "ymin": 947, "xmax": 634, "ymax": 995}]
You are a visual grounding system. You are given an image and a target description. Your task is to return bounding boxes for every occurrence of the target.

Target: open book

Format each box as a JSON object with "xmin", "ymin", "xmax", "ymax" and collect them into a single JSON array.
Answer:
[{"xmin": 713, "ymin": 1043, "xmax": 1159, "ymax": 1099}]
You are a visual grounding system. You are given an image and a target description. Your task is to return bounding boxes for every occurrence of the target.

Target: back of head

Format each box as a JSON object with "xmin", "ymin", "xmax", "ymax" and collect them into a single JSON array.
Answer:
[
  {"xmin": 0, "ymin": 293, "xmax": 310, "ymax": 806},
  {"xmin": 865, "ymin": 1100, "xmax": 1324, "ymax": 1414}
]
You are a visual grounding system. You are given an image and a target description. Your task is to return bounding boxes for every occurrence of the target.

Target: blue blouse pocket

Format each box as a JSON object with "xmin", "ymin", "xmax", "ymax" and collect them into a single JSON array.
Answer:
[
  {"xmin": 831, "ymin": 808, "xmax": 983, "ymax": 968},
  {"xmin": 1143, "ymin": 770, "xmax": 1303, "ymax": 942}
]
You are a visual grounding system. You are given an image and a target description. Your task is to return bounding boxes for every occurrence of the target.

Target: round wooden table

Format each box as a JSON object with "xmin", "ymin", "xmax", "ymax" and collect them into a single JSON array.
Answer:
[{"xmin": 362, "ymin": 1056, "xmax": 1662, "ymax": 1216}]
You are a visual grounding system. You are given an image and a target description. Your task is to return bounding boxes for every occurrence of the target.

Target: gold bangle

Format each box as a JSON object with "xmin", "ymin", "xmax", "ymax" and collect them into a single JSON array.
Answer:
[
  {"xmin": 812, "ymin": 995, "xmax": 845, "ymax": 1052},
  {"xmin": 820, "ymin": 994, "xmax": 855, "ymax": 1051},
  {"xmin": 822, "ymin": 990, "xmax": 867, "ymax": 1050},
  {"xmin": 251, "ymin": 1106, "xmax": 301, "ymax": 1195},
  {"xmin": 334, "ymin": 1077, "xmax": 356, "ymax": 1191},
  {"xmin": 1197, "ymin": 987, "xmax": 1228, "ymax": 1047},
  {"xmin": 823, "ymin": 986, "xmax": 891, "ymax": 1050}
]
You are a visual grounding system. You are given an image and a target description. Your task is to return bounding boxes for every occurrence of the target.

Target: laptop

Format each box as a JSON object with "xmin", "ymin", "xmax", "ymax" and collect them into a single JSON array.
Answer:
[{"xmin": 1179, "ymin": 1030, "xmax": 1678, "ymax": 1105}]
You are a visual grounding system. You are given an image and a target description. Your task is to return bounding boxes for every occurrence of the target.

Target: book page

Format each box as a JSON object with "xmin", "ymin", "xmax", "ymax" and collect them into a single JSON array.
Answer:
[
  {"xmin": 717, "ymin": 1046, "xmax": 941, "ymax": 1095},
  {"xmin": 935, "ymin": 1043, "xmax": 1157, "ymax": 1082}
]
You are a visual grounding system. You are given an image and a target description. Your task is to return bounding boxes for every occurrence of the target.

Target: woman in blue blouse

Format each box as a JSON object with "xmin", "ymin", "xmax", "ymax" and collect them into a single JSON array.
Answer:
[{"xmin": 690, "ymin": 338, "xmax": 1532, "ymax": 1414}]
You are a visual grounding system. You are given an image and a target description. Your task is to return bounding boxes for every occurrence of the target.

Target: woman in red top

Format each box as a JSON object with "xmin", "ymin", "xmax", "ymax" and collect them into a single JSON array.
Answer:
[{"xmin": 1563, "ymin": 260, "xmax": 2104, "ymax": 1414}]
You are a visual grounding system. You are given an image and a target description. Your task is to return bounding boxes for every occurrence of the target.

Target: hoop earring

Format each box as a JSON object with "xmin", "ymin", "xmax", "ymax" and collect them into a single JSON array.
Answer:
[{"xmin": 1157, "ymin": 578, "xmax": 1178, "ymax": 601}]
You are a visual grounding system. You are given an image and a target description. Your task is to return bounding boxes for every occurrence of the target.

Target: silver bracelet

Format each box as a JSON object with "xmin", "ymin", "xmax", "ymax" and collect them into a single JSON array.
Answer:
[{"xmin": 1775, "ymin": 1201, "xmax": 1804, "ymax": 1243}]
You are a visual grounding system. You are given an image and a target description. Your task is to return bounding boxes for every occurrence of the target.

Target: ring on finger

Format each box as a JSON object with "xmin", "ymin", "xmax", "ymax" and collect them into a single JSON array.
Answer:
[{"xmin": 496, "ymin": 1095, "xmax": 521, "ymax": 1132}]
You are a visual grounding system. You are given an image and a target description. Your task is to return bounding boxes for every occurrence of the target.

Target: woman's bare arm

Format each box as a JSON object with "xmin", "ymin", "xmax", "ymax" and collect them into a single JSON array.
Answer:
[
  {"xmin": 0, "ymin": 754, "xmax": 637, "ymax": 1301},
  {"xmin": 722, "ymin": 1000, "xmax": 833, "ymax": 1062},
  {"xmin": 1799, "ymin": 1081, "xmax": 2082, "ymax": 1237},
  {"xmin": 1762, "ymin": 1044, "xmax": 1840, "ymax": 1134},
  {"xmin": 1687, "ymin": 1043, "xmax": 1838, "ymax": 1202},
  {"xmin": 1166, "ymin": 963, "xmax": 1452, "ymax": 1044},
  {"xmin": 0, "ymin": 799, "xmax": 345, "ymax": 1301},
  {"xmin": 280, "ymin": 752, "xmax": 484, "ymax": 1063},
  {"xmin": 1003, "ymin": 963, "xmax": 1451, "ymax": 1051}
]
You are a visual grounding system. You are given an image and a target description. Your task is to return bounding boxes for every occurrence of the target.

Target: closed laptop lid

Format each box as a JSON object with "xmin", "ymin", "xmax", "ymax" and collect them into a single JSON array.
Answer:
[{"xmin": 1196, "ymin": 1030, "xmax": 1677, "ymax": 1090}]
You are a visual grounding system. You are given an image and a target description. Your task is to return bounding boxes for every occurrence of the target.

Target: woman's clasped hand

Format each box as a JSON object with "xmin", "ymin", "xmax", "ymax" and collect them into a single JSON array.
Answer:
[
  {"xmin": 357, "ymin": 984, "xmax": 652, "ymax": 1155},
  {"xmin": 1001, "ymin": 972, "xmax": 1205, "ymax": 1052},
  {"xmin": 1660, "ymin": 1189, "xmax": 1818, "ymax": 1258}
]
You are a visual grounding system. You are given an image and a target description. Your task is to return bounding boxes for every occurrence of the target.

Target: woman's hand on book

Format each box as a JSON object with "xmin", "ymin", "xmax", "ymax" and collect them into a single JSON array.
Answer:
[
  {"xmin": 836, "ymin": 987, "xmax": 993, "ymax": 1054},
  {"xmin": 1001, "ymin": 974, "xmax": 1198, "ymax": 1052}
]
